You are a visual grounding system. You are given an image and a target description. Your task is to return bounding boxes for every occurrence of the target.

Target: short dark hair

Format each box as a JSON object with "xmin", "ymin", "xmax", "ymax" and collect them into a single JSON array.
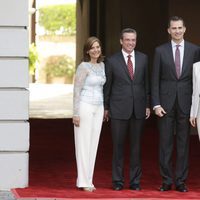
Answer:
[
  {"xmin": 168, "ymin": 16, "xmax": 185, "ymax": 28},
  {"xmin": 120, "ymin": 28, "xmax": 137, "ymax": 39},
  {"xmin": 83, "ymin": 36, "xmax": 104, "ymax": 63}
]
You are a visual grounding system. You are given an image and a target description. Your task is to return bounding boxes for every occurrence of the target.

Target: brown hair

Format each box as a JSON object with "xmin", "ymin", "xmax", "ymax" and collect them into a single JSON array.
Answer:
[
  {"xmin": 120, "ymin": 28, "xmax": 137, "ymax": 39},
  {"xmin": 168, "ymin": 16, "xmax": 185, "ymax": 28},
  {"xmin": 83, "ymin": 36, "xmax": 104, "ymax": 62}
]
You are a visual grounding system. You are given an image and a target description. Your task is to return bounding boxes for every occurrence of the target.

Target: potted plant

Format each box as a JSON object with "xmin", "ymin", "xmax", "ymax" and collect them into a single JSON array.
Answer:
[{"xmin": 44, "ymin": 55, "xmax": 75, "ymax": 83}]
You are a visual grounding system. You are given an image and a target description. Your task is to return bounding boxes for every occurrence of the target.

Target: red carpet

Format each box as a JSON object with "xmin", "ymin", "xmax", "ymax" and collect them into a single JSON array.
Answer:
[{"xmin": 12, "ymin": 118, "xmax": 200, "ymax": 199}]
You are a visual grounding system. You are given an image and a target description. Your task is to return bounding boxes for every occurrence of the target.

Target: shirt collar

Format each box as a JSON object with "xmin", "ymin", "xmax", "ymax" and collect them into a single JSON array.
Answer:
[
  {"xmin": 121, "ymin": 49, "xmax": 135, "ymax": 58},
  {"xmin": 171, "ymin": 40, "xmax": 184, "ymax": 48}
]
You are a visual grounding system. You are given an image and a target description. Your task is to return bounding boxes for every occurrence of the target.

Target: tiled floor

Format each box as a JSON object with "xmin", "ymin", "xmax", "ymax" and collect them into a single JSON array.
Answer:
[
  {"xmin": 0, "ymin": 191, "xmax": 16, "ymax": 200},
  {"xmin": 29, "ymin": 83, "xmax": 73, "ymax": 119}
]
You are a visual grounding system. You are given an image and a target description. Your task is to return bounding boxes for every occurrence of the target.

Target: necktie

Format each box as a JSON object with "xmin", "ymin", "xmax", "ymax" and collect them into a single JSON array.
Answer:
[
  {"xmin": 175, "ymin": 45, "xmax": 181, "ymax": 78},
  {"xmin": 127, "ymin": 55, "xmax": 134, "ymax": 80}
]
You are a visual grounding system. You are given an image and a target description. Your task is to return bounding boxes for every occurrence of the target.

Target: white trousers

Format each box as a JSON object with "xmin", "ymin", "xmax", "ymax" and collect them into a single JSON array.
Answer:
[{"xmin": 74, "ymin": 101, "xmax": 103, "ymax": 188}]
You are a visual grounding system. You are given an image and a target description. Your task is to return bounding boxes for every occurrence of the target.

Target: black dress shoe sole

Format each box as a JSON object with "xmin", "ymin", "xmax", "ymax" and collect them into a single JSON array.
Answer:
[
  {"xmin": 159, "ymin": 184, "xmax": 172, "ymax": 192},
  {"xmin": 159, "ymin": 188, "xmax": 171, "ymax": 191},
  {"xmin": 175, "ymin": 184, "xmax": 188, "ymax": 192},
  {"xmin": 176, "ymin": 187, "xmax": 188, "ymax": 192},
  {"xmin": 113, "ymin": 185, "xmax": 123, "ymax": 191},
  {"xmin": 130, "ymin": 187, "xmax": 141, "ymax": 191},
  {"xmin": 130, "ymin": 188, "xmax": 141, "ymax": 191},
  {"xmin": 176, "ymin": 189, "xmax": 188, "ymax": 192}
]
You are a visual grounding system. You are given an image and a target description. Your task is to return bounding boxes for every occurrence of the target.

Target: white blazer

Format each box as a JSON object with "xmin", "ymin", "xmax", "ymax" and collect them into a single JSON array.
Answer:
[
  {"xmin": 190, "ymin": 61, "xmax": 200, "ymax": 118},
  {"xmin": 190, "ymin": 61, "xmax": 200, "ymax": 140}
]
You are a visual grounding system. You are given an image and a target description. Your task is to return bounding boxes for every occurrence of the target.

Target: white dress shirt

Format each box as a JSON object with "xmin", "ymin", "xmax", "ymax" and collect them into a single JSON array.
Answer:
[
  {"xmin": 171, "ymin": 40, "xmax": 184, "ymax": 73},
  {"xmin": 121, "ymin": 49, "xmax": 135, "ymax": 75}
]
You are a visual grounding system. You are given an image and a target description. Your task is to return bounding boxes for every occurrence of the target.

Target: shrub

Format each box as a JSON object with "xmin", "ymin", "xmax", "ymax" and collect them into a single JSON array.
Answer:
[
  {"xmin": 29, "ymin": 43, "xmax": 39, "ymax": 75},
  {"xmin": 39, "ymin": 4, "xmax": 76, "ymax": 36},
  {"xmin": 44, "ymin": 55, "xmax": 75, "ymax": 79}
]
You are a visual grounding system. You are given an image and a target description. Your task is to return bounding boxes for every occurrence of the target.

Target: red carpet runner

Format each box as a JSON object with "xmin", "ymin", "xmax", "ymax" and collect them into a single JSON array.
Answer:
[{"xmin": 12, "ymin": 119, "xmax": 200, "ymax": 199}]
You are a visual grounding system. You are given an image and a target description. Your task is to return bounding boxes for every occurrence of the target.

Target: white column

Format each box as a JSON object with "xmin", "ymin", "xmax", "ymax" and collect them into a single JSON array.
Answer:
[{"xmin": 0, "ymin": 0, "xmax": 29, "ymax": 190}]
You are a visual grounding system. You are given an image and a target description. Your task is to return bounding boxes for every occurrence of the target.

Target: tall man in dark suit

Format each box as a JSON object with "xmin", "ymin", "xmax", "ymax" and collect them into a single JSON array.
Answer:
[
  {"xmin": 151, "ymin": 16, "xmax": 199, "ymax": 192},
  {"xmin": 104, "ymin": 28, "xmax": 150, "ymax": 191}
]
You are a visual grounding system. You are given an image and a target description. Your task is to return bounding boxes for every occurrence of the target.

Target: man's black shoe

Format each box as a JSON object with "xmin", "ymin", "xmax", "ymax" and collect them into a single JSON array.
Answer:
[
  {"xmin": 113, "ymin": 184, "xmax": 123, "ymax": 191},
  {"xmin": 176, "ymin": 183, "xmax": 188, "ymax": 192},
  {"xmin": 130, "ymin": 184, "xmax": 141, "ymax": 191},
  {"xmin": 159, "ymin": 183, "xmax": 172, "ymax": 191}
]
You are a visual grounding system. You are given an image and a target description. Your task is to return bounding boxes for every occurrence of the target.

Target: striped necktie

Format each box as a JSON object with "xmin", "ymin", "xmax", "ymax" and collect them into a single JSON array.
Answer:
[{"xmin": 175, "ymin": 45, "xmax": 181, "ymax": 78}]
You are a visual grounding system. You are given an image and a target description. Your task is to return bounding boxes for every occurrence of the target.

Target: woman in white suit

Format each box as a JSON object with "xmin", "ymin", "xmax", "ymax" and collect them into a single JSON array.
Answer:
[
  {"xmin": 73, "ymin": 37, "xmax": 106, "ymax": 192},
  {"xmin": 190, "ymin": 61, "xmax": 200, "ymax": 139}
]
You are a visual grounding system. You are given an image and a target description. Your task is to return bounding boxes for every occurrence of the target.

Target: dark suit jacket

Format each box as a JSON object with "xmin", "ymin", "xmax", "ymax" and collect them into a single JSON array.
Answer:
[
  {"xmin": 151, "ymin": 41, "xmax": 199, "ymax": 115},
  {"xmin": 104, "ymin": 51, "xmax": 150, "ymax": 120}
]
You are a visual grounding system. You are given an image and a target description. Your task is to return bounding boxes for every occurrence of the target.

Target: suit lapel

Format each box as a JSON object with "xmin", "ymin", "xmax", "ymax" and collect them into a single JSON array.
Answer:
[
  {"xmin": 117, "ymin": 52, "xmax": 132, "ymax": 80},
  {"xmin": 134, "ymin": 51, "xmax": 140, "ymax": 78},
  {"xmin": 181, "ymin": 41, "xmax": 189, "ymax": 77},
  {"xmin": 165, "ymin": 43, "xmax": 177, "ymax": 78}
]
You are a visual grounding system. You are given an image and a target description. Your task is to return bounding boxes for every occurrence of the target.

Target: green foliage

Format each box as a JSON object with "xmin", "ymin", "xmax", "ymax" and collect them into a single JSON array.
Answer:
[
  {"xmin": 44, "ymin": 55, "xmax": 75, "ymax": 78},
  {"xmin": 29, "ymin": 43, "xmax": 39, "ymax": 75},
  {"xmin": 39, "ymin": 4, "xmax": 76, "ymax": 36}
]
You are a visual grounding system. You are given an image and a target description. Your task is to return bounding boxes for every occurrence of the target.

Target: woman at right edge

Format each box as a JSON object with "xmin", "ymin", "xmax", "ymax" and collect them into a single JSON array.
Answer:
[{"xmin": 190, "ymin": 58, "xmax": 200, "ymax": 140}]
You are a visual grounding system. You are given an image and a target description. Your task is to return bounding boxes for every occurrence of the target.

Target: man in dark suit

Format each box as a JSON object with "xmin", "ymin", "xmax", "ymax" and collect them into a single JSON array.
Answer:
[
  {"xmin": 151, "ymin": 16, "xmax": 199, "ymax": 192},
  {"xmin": 104, "ymin": 28, "xmax": 150, "ymax": 191}
]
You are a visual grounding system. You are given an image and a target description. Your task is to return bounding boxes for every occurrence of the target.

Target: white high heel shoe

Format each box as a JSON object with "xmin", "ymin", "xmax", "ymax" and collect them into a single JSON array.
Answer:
[{"xmin": 83, "ymin": 187, "xmax": 96, "ymax": 192}]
